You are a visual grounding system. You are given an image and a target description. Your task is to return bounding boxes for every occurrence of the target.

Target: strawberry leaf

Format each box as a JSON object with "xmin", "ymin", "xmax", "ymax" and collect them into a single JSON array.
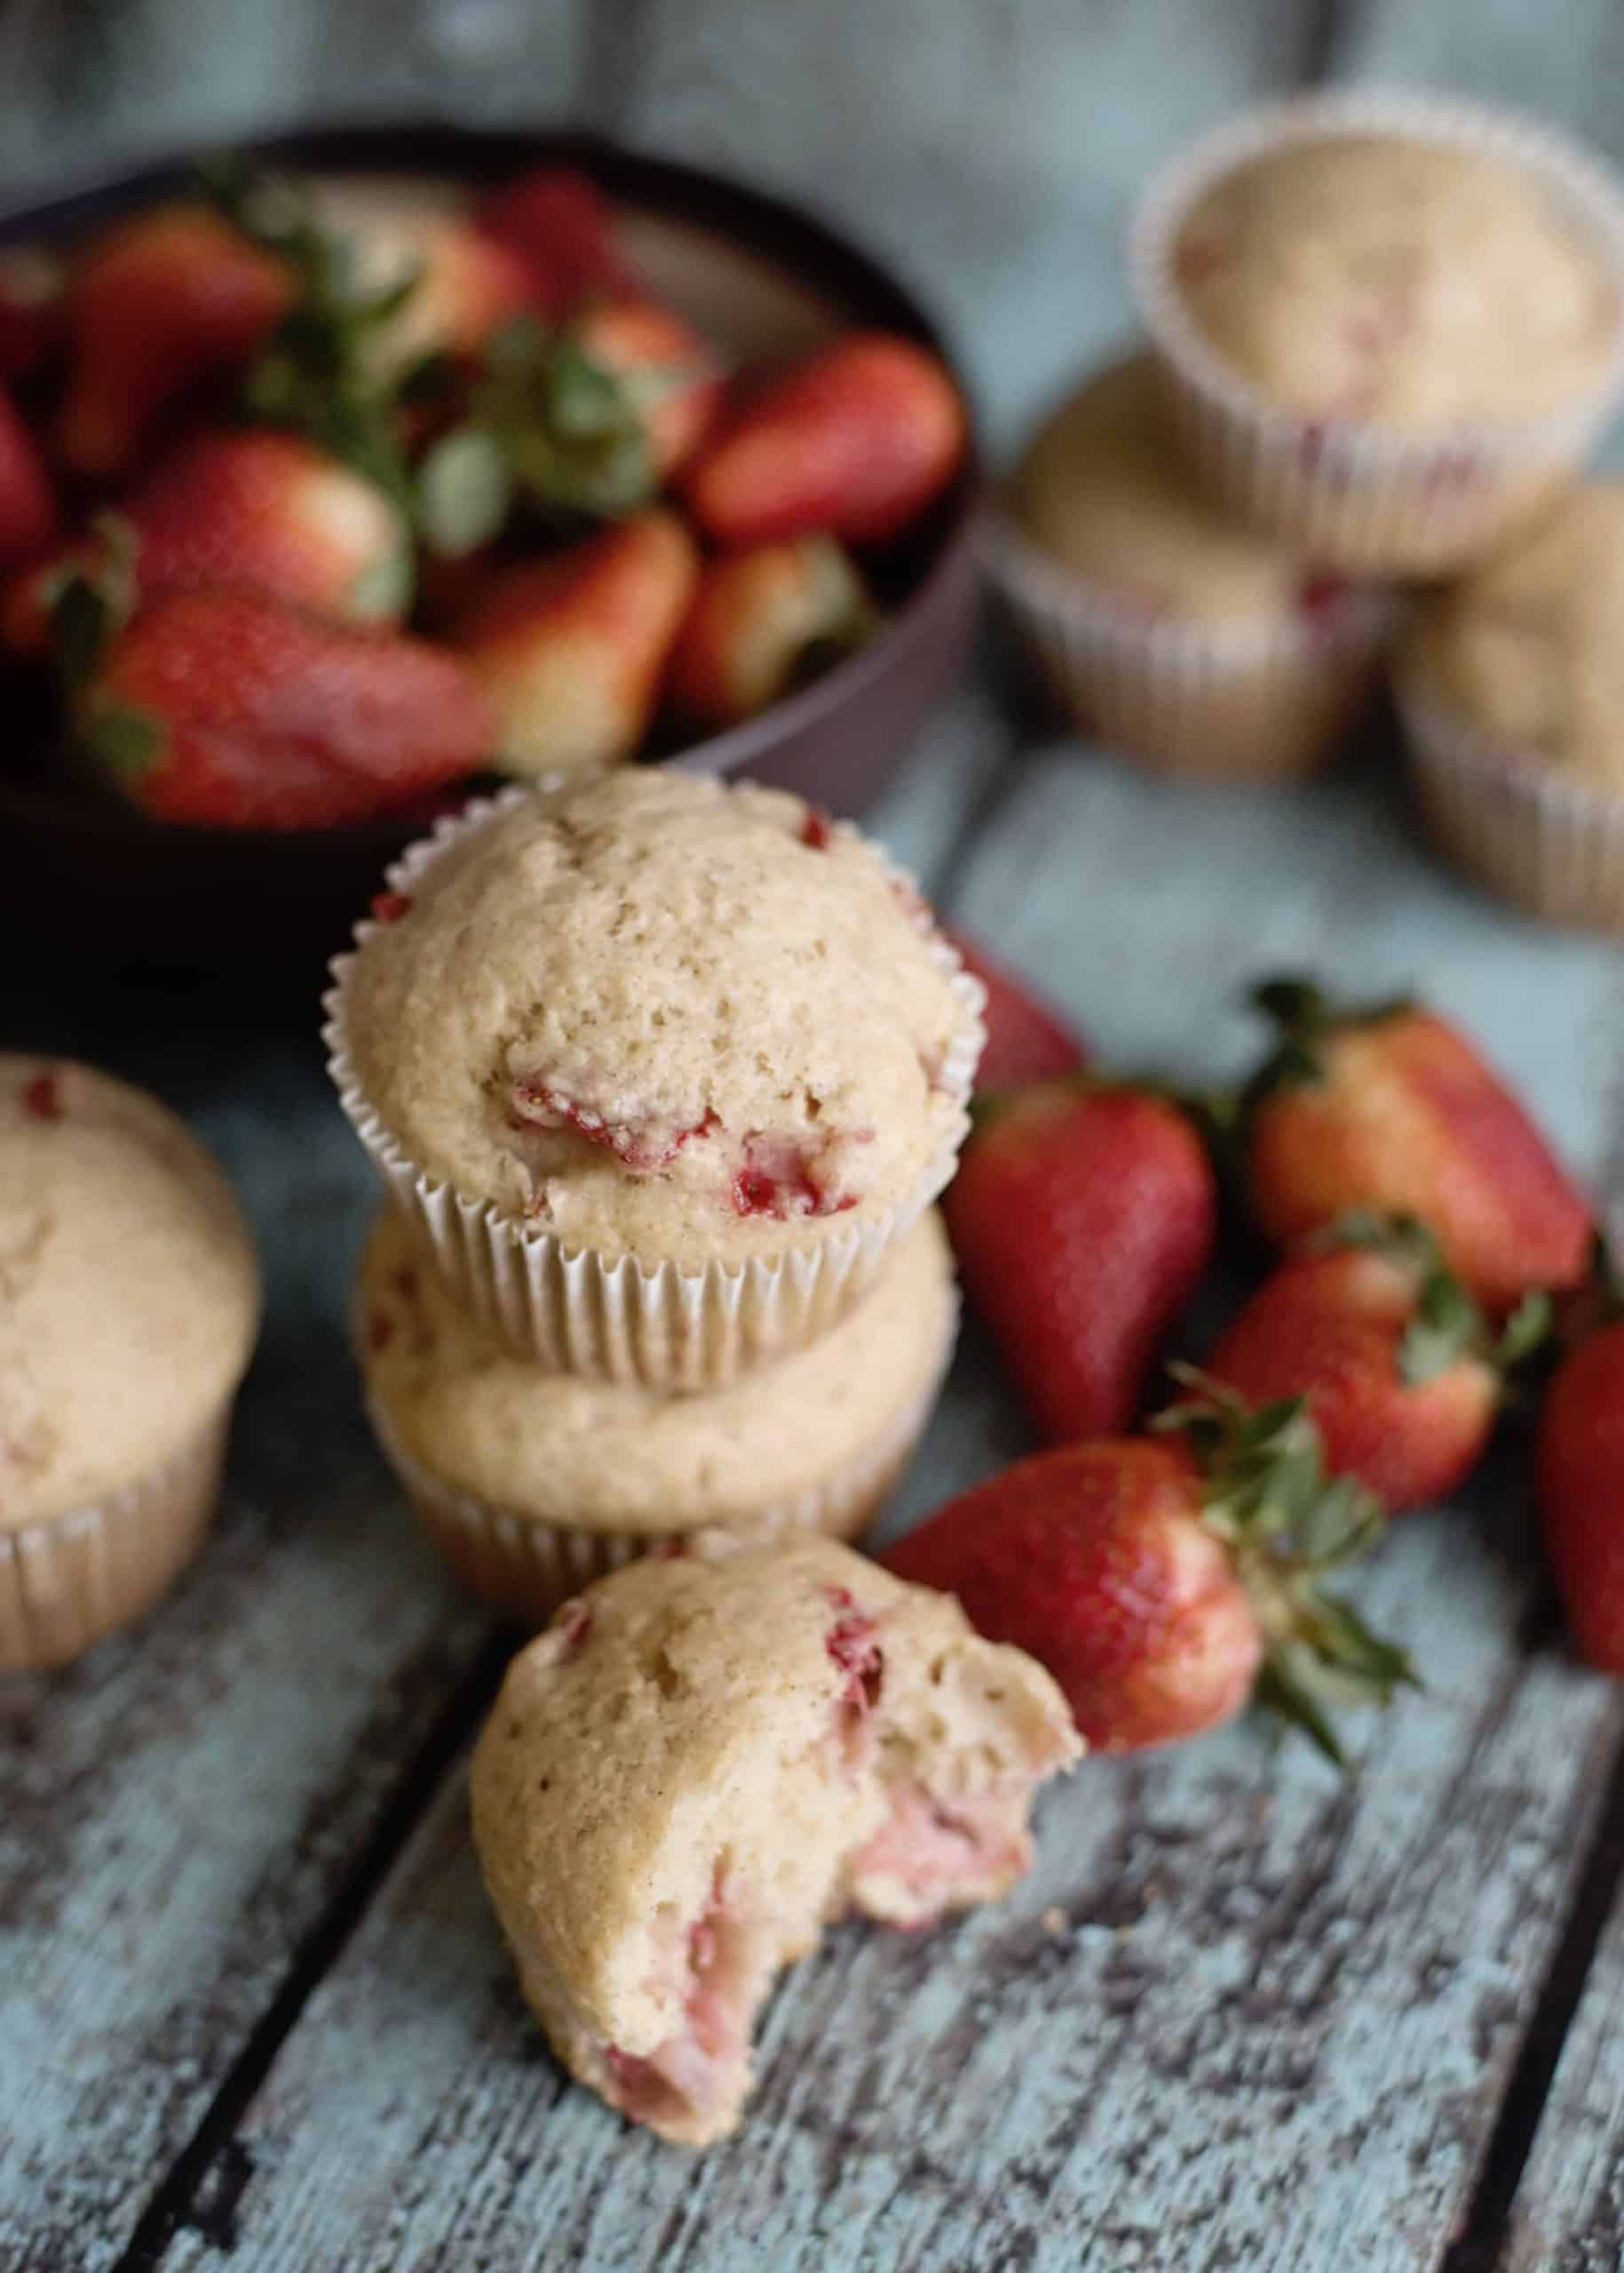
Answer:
[
  {"xmin": 1160, "ymin": 1366, "xmax": 1410, "ymax": 1770},
  {"xmin": 1398, "ymin": 1270, "xmax": 1485, "ymax": 1386},
  {"xmin": 463, "ymin": 313, "xmax": 659, "ymax": 523},
  {"xmin": 416, "ymin": 426, "xmax": 511, "ymax": 558},
  {"xmin": 1496, "ymin": 1288, "xmax": 1553, "ymax": 1370}
]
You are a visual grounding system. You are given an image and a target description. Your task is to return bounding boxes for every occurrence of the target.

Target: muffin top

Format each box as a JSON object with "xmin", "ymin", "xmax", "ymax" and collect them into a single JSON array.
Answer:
[
  {"xmin": 0, "ymin": 1057, "xmax": 260, "ymax": 1529},
  {"xmin": 1172, "ymin": 134, "xmax": 1616, "ymax": 430},
  {"xmin": 1013, "ymin": 353, "xmax": 1344, "ymax": 626},
  {"xmin": 360, "ymin": 1207, "xmax": 955, "ymax": 1532},
  {"xmin": 338, "ymin": 772, "xmax": 976, "ymax": 1268},
  {"xmin": 1405, "ymin": 480, "xmax": 1624, "ymax": 781}
]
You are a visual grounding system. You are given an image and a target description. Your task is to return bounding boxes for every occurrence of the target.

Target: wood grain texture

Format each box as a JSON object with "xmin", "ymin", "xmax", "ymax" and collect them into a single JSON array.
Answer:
[
  {"xmin": 1496, "ymin": 1790, "xmax": 1624, "ymax": 2270},
  {"xmin": 150, "ymin": 733, "xmax": 1624, "ymax": 2272}
]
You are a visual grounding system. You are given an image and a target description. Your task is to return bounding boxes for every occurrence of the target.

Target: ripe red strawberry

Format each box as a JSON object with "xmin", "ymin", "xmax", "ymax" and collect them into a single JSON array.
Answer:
[
  {"xmin": 54, "ymin": 205, "xmax": 292, "ymax": 480},
  {"xmin": 1244, "ymin": 977, "xmax": 1593, "ymax": 1315},
  {"xmin": 475, "ymin": 165, "xmax": 631, "ymax": 315},
  {"xmin": 944, "ymin": 1079, "xmax": 1216, "ymax": 1444},
  {"xmin": 941, "ymin": 930, "xmax": 1089, "ymax": 1092},
  {"xmin": 667, "ymin": 535, "xmax": 874, "ymax": 730},
  {"xmin": 0, "ymin": 383, "xmax": 58, "ymax": 572},
  {"xmin": 1540, "ymin": 1315, "xmax": 1624, "ymax": 1671},
  {"xmin": 884, "ymin": 1398, "xmax": 1410, "ymax": 1759},
  {"xmin": 5, "ymin": 429, "xmax": 410, "ymax": 653},
  {"xmin": 451, "ymin": 508, "xmax": 697, "ymax": 777},
  {"xmin": 1205, "ymin": 1212, "xmax": 1548, "ymax": 1511},
  {"xmin": 683, "ymin": 332, "xmax": 966, "ymax": 546},
  {"xmin": 570, "ymin": 299, "xmax": 723, "ymax": 480},
  {"xmin": 77, "ymin": 589, "xmax": 488, "ymax": 829}
]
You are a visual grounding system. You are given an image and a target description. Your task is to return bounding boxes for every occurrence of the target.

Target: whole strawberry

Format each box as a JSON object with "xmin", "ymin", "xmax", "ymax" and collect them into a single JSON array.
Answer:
[
  {"xmin": 474, "ymin": 165, "xmax": 631, "ymax": 316},
  {"xmin": 1206, "ymin": 1213, "xmax": 1548, "ymax": 1512},
  {"xmin": 452, "ymin": 508, "xmax": 697, "ymax": 777},
  {"xmin": 684, "ymin": 332, "xmax": 966, "ymax": 546},
  {"xmin": 8, "ymin": 430, "xmax": 411, "ymax": 653},
  {"xmin": 668, "ymin": 535, "xmax": 874, "ymax": 730},
  {"xmin": 77, "ymin": 588, "xmax": 488, "ymax": 829},
  {"xmin": 1244, "ymin": 977, "xmax": 1593, "ymax": 1314},
  {"xmin": 941, "ymin": 930, "xmax": 1089, "ymax": 1093},
  {"xmin": 884, "ymin": 1397, "xmax": 1411, "ymax": 1759},
  {"xmin": 54, "ymin": 205, "xmax": 291, "ymax": 480},
  {"xmin": 944, "ymin": 1078, "xmax": 1216, "ymax": 1444},
  {"xmin": 1539, "ymin": 1309, "xmax": 1624, "ymax": 1673}
]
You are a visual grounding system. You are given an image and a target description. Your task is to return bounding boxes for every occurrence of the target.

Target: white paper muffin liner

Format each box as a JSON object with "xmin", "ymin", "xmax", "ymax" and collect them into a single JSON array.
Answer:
[
  {"xmin": 1398, "ymin": 667, "xmax": 1624, "ymax": 931},
  {"xmin": 325, "ymin": 786, "xmax": 986, "ymax": 1390},
  {"xmin": 985, "ymin": 511, "xmax": 1395, "ymax": 780},
  {"xmin": 1131, "ymin": 91, "xmax": 1624, "ymax": 574},
  {"xmin": 363, "ymin": 1286, "xmax": 957, "ymax": 1628},
  {"xmin": 0, "ymin": 1410, "xmax": 229, "ymax": 1674}
]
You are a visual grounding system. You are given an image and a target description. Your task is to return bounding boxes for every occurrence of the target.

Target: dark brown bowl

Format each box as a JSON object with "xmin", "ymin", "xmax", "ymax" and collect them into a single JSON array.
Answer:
[{"xmin": 0, "ymin": 123, "xmax": 981, "ymax": 966}]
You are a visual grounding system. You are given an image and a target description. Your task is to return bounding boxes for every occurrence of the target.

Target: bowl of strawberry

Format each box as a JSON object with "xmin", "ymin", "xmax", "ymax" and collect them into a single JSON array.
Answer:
[{"xmin": 0, "ymin": 124, "xmax": 978, "ymax": 962}]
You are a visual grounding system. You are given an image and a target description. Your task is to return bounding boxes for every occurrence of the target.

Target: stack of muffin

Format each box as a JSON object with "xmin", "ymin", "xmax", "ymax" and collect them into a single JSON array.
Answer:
[
  {"xmin": 993, "ymin": 91, "xmax": 1624, "ymax": 930},
  {"xmin": 327, "ymin": 766, "xmax": 985, "ymax": 1625}
]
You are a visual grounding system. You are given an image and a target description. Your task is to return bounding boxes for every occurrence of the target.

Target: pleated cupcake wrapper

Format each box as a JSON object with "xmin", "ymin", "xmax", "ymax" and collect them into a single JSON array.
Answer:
[
  {"xmin": 1131, "ymin": 90, "xmax": 1624, "ymax": 574},
  {"xmin": 984, "ymin": 513, "xmax": 1394, "ymax": 781},
  {"xmin": 325, "ymin": 785, "xmax": 986, "ymax": 1390},
  {"xmin": 0, "ymin": 1410, "xmax": 228, "ymax": 1674},
  {"xmin": 1398, "ymin": 670, "xmax": 1624, "ymax": 933},
  {"xmin": 364, "ymin": 1285, "xmax": 958, "ymax": 1628}
]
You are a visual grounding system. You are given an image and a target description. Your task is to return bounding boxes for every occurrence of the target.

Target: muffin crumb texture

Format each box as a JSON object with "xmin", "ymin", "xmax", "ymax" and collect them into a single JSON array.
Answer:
[
  {"xmin": 0, "ymin": 1055, "xmax": 259, "ymax": 1529},
  {"xmin": 1176, "ymin": 135, "xmax": 1616, "ymax": 429},
  {"xmin": 1406, "ymin": 480, "xmax": 1624, "ymax": 782},
  {"xmin": 471, "ymin": 1533, "xmax": 1080, "ymax": 2144},
  {"xmin": 342, "ymin": 772, "xmax": 971, "ymax": 1269}
]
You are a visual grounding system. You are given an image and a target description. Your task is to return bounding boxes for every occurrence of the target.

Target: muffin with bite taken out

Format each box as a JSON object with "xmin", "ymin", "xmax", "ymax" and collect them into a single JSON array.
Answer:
[{"xmin": 471, "ymin": 1530, "xmax": 1080, "ymax": 2145}]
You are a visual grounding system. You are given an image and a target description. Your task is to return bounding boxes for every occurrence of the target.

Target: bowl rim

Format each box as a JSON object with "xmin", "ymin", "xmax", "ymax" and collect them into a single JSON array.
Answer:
[{"xmin": 0, "ymin": 115, "xmax": 983, "ymax": 853}]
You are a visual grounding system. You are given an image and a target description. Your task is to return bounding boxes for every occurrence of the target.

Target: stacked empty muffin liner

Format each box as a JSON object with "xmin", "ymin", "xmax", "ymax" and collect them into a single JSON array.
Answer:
[
  {"xmin": 327, "ymin": 788, "xmax": 983, "ymax": 1620},
  {"xmin": 988, "ymin": 87, "xmax": 1624, "ymax": 912}
]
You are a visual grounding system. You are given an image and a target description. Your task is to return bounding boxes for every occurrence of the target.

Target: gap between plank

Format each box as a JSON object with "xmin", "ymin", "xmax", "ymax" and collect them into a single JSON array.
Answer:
[
  {"xmin": 1441, "ymin": 1708, "xmax": 1624, "ymax": 2273},
  {"xmin": 111, "ymin": 1625, "xmax": 517, "ymax": 2273}
]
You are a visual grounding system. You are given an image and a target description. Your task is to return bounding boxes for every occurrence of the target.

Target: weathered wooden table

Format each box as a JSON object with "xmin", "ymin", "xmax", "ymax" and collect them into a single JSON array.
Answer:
[{"xmin": 8, "ymin": 5, "xmax": 1624, "ymax": 2268}]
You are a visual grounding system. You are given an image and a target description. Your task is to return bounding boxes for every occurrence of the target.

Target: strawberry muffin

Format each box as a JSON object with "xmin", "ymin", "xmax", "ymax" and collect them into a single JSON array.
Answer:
[
  {"xmin": 1136, "ymin": 95, "xmax": 1624, "ymax": 570},
  {"xmin": 1398, "ymin": 480, "xmax": 1624, "ymax": 929},
  {"xmin": 328, "ymin": 772, "xmax": 982, "ymax": 1387},
  {"xmin": 357, "ymin": 1207, "xmax": 957, "ymax": 1622},
  {"xmin": 992, "ymin": 352, "xmax": 1388, "ymax": 780},
  {"xmin": 471, "ymin": 1532, "xmax": 1080, "ymax": 2145},
  {"xmin": 0, "ymin": 1056, "xmax": 260, "ymax": 1669}
]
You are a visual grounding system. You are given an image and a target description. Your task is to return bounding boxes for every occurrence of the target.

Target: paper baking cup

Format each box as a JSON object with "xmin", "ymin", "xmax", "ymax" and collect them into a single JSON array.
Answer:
[
  {"xmin": 325, "ymin": 787, "xmax": 985, "ymax": 1390},
  {"xmin": 1398, "ymin": 669, "xmax": 1624, "ymax": 931},
  {"xmin": 364, "ymin": 1295, "xmax": 956, "ymax": 1628},
  {"xmin": 0, "ymin": 1411, "xmax": 228, "ymax": 1673},
  {"xmin": 1132, "ymin": 91, "xmax": 1624, "ymax": 574},
  {"xmin": 986, "ymin": 514, "xmax": 1393, "ymax": 781}
]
